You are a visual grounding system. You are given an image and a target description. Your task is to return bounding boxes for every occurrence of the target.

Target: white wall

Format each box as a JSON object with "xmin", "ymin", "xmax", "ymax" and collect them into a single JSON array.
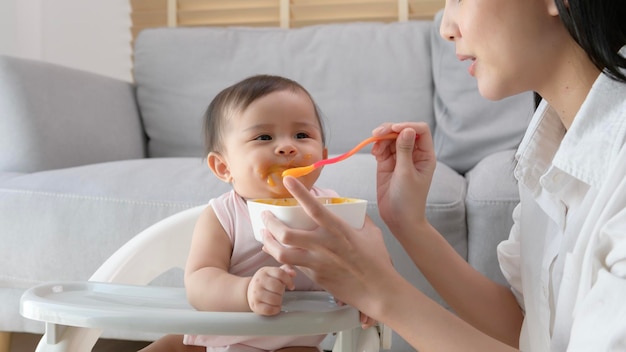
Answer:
[
  {"xmin": 0, "ymin": 0, "xmax": 133, "ymax": 82},
  {"xmin": 0, "ymin": 1, "xmax": 18, "ymax": 56}
]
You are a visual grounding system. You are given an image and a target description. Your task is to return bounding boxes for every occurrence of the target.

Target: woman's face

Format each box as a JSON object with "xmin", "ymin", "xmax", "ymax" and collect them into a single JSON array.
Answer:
[
  {"xmin": 440, "ymin": 0, "xmax": 569, "ymax": 100},
  {"xmin": 210, "ymin": 89, "xmax": 326, "ymax": 199}
]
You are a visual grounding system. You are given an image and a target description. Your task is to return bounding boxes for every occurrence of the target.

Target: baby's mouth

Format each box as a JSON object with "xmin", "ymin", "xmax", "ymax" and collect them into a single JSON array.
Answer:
[
  {"xmin": 260, "ymin": 165, "xmax": 287, "ymax": 187},
  {"xmin": 260, "ymin": 155, "xmax": 313, "ymax": 187}
]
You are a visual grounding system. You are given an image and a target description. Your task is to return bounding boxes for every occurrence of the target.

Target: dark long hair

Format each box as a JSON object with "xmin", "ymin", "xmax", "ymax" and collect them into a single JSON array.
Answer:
[{"xmin": 555, "ymin": 0, "xmax": 626, "ymax": 82}]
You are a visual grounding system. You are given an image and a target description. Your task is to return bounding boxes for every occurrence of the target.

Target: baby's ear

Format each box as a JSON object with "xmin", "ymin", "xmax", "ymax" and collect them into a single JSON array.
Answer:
[{"xmin": 207, "ymin": 152, "xmax": 232, "ymax": 183}]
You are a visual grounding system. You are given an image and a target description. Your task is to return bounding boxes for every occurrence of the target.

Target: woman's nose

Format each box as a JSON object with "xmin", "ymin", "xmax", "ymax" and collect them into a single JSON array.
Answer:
[{"xmin": 439, "ymin": 7, "xmax": 459, "ymax": 42}]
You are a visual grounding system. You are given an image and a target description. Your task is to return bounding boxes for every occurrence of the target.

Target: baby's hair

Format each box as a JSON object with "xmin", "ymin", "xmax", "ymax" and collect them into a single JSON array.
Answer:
[
  {"xmin": 555, "ymin": 0, "xmax": 626, "ymax": 83},
  {"xmin": 203, "ymin": 75, "xmax": 326, "ymax": 156}
]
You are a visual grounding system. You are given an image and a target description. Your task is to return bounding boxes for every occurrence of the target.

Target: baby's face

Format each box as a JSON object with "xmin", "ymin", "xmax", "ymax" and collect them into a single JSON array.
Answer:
[{"xmin": 218, "ymin": 89, "xmax": 326, "ymax": 199}]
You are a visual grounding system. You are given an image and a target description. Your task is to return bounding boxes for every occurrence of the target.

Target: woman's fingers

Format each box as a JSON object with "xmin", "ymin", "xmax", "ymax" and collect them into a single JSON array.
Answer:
[
  {"xmin": 281, "ymin": 176, "xmax": 331, "ymax": 228},
  {"xmin": 281, "ymin": 176, "xmax": 353, "ymax": 243},
  {"xmin": 279, "ymin": 263, "xmax": 297, "ymax": 278},
  {"xmin": 262, "ymin": 176, "xmax": 349, "ymax": 250},
  {"xmin": 261, "ymin": 225, "xmax": 311, "ymax": 267}
]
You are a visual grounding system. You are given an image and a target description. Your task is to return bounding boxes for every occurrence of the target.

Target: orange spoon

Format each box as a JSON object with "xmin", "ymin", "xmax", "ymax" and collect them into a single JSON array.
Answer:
[{"xmin": 282, "ymin": 132, "xmax": 401, "ymax": 178}]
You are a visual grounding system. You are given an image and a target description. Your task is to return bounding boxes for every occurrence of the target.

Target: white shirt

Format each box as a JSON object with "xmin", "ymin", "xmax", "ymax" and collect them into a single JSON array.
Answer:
[{"xmin": 497, "ymin": 70, "xmax": 626, "ymax": 351}]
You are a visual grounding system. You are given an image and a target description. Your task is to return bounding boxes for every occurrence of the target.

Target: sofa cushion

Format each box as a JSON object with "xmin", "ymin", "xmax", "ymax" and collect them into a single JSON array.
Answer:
[
  {"xmin": 0, "ymin": 158, "xmax": 222, "ymax": 287},
  {"xmin": 133, "ymin": 21, "xmax": 434, "ymax": 158},
  {"xmin": 0, "ymin": 56, "xmax": 145, "ymax": 173},
  {"xmin": 465, "ymin": 149, "xmax": 519, "ymax": 285},
  {"xmin": 429, "ymin": 12, "xmax": 535, "ymax": 174}
]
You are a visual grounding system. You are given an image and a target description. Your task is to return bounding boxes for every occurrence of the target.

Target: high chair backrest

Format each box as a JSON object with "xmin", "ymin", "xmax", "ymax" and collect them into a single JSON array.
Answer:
[{"xmin": 89, "ymin": 205, "xmax": 205, "ymax": 284}]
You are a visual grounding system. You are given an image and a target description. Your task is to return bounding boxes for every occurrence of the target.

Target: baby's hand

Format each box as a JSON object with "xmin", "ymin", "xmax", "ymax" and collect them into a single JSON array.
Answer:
[
  {"xmin": 335, "ymin": 299, "xmax": 377, "ymax": 329},
  {"xmin": 247, "ymin": 264, "xmax": 296, "ymax": 316},
  {"xmin": 359, "ymin": 312, "xmax": 376, "ymax": 329}
]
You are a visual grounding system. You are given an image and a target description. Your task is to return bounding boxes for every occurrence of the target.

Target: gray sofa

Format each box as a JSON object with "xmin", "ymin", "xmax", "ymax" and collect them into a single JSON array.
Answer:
[{"xmin": 0, "ymin": 12, "xmax": 534, "ymax": 351}]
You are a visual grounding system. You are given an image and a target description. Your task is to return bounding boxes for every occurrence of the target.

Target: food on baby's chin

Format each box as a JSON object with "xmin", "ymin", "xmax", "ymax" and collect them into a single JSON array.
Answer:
[
  {"xmin": 266, "ymin": 173, "xmax": 278, "ymax": 187},
  {"xmin": 251, "ymin": 197, "xmax": 359, "ymax": 206}
]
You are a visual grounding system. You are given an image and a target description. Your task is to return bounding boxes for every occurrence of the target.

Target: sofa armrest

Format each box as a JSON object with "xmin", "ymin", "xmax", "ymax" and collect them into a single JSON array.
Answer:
[
  {"xmin": 465, "ymin": 149, "xmax": 519, "ymax": 285},
  {"xmin": 0, "ymin": 55, "xmax": 145, "ymax": 173}
]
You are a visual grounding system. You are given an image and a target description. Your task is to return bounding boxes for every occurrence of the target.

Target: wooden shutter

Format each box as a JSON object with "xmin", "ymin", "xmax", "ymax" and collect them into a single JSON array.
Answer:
[{"xmin": 130, "ymin": 0, "xmax": 444, "ymax": 42}]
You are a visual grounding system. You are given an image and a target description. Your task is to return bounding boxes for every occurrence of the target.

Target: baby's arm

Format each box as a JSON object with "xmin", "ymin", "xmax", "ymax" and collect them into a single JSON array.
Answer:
[
  {"xmin": 184, "ymin": 205, "xmax": 295, "ymax": 314},
  {"xmin": 184, "ymin": 206, "xmax": 251, "ymax": 312}
]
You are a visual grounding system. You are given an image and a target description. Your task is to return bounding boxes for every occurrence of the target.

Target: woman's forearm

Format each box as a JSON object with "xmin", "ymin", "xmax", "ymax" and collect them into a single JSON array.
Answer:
[
  {"xmin": 391, "ymin": 221, "xmax": 523, "ymax": 346},
  {"xmin": 371, "ymin": 273, "xmax": 519, "ymax": 352}
]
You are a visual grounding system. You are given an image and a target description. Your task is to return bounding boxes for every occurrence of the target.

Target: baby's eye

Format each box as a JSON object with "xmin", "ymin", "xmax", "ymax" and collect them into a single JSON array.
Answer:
[
  {"xmin": 295, "ymin": 132, "xmax": 310, "ymax": 139},
  {"xmin": 255, "ymin": 135, "xmax": 272, "ymax": 141}
]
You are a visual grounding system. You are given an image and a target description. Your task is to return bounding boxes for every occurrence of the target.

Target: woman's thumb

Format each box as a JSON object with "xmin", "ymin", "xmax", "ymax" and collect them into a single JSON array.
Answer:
[
  {"xmin": 280, "ymin": 264, "xmax": 297, "ymax": 277},
  {"xmin": 395, "ymin": 128, "xmax": 417, "ymax": 168}
]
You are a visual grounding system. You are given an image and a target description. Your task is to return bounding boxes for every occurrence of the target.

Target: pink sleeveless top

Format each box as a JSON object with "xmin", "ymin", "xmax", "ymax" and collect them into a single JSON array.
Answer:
[{"xmin": 184, "ymin": 187, "xmax": 338, "ymax": 351}]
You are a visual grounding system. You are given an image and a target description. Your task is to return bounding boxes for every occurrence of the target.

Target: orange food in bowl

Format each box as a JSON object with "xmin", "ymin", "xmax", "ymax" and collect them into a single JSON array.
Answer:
[{"xmin": 252, "ymin": 197, "xmax": 359, "ymax": 206}]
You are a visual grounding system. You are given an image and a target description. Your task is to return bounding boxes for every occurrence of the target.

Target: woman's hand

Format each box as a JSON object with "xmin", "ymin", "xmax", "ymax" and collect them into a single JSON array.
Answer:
[
  {"xmin": 371, "ymin": 123, "xmax": 436, "ymax": 236},
  {"xmin": 261, "ymin": 176, "xmax": 397, "ymax": 315}
]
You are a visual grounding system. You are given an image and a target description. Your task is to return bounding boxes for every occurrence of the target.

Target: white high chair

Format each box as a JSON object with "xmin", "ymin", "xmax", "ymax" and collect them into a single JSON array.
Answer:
[{"xmin": 20, "ymin": 205, "xmax": 392, "ymax": 352}]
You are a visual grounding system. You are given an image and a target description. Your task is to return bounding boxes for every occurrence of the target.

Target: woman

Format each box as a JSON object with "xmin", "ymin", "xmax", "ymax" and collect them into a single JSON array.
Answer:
[{"xmin": 261, "ymin": 0, "xmax": 626, "ymax": 350}]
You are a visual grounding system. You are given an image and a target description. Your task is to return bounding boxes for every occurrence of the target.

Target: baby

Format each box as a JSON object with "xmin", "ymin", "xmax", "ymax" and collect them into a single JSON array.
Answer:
[{"xmin": 141, "ymin": 74, "xmax": 372, "ymax": 352}]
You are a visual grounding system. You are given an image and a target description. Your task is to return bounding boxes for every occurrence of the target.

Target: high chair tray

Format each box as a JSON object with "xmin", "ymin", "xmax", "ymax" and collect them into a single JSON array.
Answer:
[{"xmin": 20, "ymin": 281, "xmax": 360, "ymax": 336}]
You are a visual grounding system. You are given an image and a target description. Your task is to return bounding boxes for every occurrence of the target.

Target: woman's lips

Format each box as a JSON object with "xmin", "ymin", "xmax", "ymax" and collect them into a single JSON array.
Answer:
[
  {"xmin": 457, "ymin": 54, "xmax": 477, "ymax": 77},
  {"xmin": 468, "ymin": 60, "xmax": 477, "ymax": 76}
]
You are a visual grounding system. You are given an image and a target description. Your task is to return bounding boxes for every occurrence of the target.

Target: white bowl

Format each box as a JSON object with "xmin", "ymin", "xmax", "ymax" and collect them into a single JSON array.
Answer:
[{"xmin": 247, "ymin": 197, "xmax": 367, "ymax": 242}]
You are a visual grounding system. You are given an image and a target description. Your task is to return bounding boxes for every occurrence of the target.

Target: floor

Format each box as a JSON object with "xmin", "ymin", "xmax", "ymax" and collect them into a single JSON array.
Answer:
[{"xmin": 9, "ymin": 332, "xmax": 151, "ymax": 351}]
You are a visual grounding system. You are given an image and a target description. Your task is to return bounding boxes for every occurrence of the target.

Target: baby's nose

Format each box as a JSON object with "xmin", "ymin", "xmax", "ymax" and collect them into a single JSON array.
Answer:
[{"xmin": 277, "ymin": 144, "xmax": 297, "ymax": 155}]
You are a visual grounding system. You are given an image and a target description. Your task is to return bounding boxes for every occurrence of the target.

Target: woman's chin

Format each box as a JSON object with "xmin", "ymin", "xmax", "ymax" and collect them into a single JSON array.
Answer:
[{"xmin": 477, "ymin": 77, "xmax": 524, "ymax": 101}]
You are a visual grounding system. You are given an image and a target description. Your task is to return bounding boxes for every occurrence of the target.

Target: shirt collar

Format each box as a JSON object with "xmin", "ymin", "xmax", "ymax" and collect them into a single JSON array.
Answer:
[
  {"xmin": 516, "ymin": 70, "xmax": 626, "ymax": 190},
  {"xmin": 515, "ymin": 100, "xmax": 564, "ymax": 192},
  {"xmin": 553, "ymin": 72, "xmax": 626, "ymax": 188}
]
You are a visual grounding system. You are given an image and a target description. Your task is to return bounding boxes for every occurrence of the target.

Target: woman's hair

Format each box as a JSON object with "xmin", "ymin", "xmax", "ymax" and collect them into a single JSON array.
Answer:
[
  {"xmin": 203, "ymin": 75, "xmax": 325, "ymax": 156},
  {"xmin": 555, "ymin": 0, "xmax": 626, "ymax": 82}
]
